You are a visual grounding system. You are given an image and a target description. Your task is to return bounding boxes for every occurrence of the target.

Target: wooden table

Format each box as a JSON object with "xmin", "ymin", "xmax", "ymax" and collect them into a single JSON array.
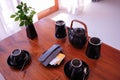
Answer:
[{"xmin": 0, "ymin": 18, "xmax": 120, "ymax": 80}]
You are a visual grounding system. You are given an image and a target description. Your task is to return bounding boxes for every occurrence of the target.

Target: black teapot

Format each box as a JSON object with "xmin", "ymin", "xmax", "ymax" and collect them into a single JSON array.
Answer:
[{"xmin": 67, "ymin": 20, "xmax": 88, "ymax": 48}]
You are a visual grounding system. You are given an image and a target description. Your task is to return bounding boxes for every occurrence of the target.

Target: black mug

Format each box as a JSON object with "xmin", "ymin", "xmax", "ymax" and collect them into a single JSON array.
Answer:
[
  {"xmin": 10, "ymin": 49, "xmax": 26, "ymax": 65},
  {"xmin": 69, "ymin": 58, "xmax": 85, "ymax": 80},
  {"xmin": 86, "ymin": 37, "xmax": 102, "ymax": 59},
  {"xmin": 55, "ymin": 20, "xmax": 66, "ymax": 39}
]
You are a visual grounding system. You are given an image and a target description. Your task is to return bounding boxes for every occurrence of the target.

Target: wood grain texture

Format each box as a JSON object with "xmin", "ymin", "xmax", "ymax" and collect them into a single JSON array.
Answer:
[{"xmin": 0, "ymin": 18, "xmax": 120, "ymax": 80}]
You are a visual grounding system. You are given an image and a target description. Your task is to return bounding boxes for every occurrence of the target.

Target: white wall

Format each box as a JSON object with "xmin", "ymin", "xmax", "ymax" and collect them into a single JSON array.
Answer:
[{"xmin": 47, "ymin": 0, "xmax": 120, "ymax": 50}]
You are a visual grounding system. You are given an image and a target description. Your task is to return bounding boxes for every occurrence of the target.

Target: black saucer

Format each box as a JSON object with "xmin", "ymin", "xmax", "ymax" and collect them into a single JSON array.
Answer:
[
  {"xmin": 7, "ymin": 50, "xmax": 31, "ymax": 69},
  {"xmin": 64, "ymin": 60, "xmax": 90, "ymax": 80}
]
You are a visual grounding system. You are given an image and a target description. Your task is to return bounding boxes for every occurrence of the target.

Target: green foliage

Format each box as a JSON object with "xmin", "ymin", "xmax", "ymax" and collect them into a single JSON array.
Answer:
[{"xmin": 10, "ymin": 2, "xmax": 36, "ymax": 27}]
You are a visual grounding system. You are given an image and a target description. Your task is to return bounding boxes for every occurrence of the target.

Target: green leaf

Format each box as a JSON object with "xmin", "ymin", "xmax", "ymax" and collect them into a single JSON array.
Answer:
[
  {"xmin": 24, "ymin": 5, "xmax": 28, "ymax": 13},
  {"xmin": 18, "ymin": 10, "xmax": 22, "ymax": 13},
  {"xmin": 17, "ymin": 5, "xmax": 22, "ymax": 9},
  {"xmin": 25, "ymin": 21, "xmax": 29, "ymax": 26},
  {"xmin": 23, "ymin": 3, "xmax": 26, "ymax": 6},
  {"xmin": 15, "ymin": 17, "xmax": 19, "ymax": 21},
  {"xmin": 31, "ymin": 10, "xmax": 36, "ymax": 15},
  {"xmin": 21, "ymin": 2, "xmax": 23, "ymax": 5},
  {"xmin": 20, "ymin": 21, "xmax": 25, "ymax": 26},
  {"xmin": 20, "ymin": 14, "xmax": 25, "ymax": 20},
  {"xmin": 10, "ymin": 14, "xmax": 16, "ymax": 18},
  {"xmin": 15, "ymin": 12, "xmax": 19, "ymax": 15}
]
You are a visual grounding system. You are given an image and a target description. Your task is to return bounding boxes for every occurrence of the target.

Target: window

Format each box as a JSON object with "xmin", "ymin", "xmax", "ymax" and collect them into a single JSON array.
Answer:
[{"xmin": 21, "ymin": 0, "xmax": 58, "ymax": 19}]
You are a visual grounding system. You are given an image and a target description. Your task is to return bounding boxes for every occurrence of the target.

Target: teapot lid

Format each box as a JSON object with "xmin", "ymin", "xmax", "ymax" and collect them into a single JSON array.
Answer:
[{"xmin": 73, "ymin": 28, "xmax": 85, "ymax": 36}]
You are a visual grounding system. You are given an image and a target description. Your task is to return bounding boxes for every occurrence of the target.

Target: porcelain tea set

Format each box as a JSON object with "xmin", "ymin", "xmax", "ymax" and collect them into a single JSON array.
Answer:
[
  {"xmin": 55, "ymin": 20, "xmax": 88, "ymax": 48},
  {"xmin": 7, "ymin": 20, "xmax": 102, "ymax": 80},
  {"xmin": 55, "ymin": 20, "xmax": 101, "ymax": 59},
  {"xmin": 54, "ymin": 20, "xmax": 102, "ymax": 80}
]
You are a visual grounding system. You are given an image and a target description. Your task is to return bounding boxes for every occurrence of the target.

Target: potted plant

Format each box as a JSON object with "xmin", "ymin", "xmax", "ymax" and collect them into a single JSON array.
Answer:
[{"xmin": 10, "ymin": 2, "xmax": 38, "ymax": 39}]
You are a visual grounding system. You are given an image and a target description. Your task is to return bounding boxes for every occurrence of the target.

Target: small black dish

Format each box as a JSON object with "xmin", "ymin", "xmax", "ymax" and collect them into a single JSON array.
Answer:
[
  {"xmin": 7, "ymin": 50, "xmax": 31, "ymax": 69},
  {"xmin": 64, "ymin": 60, "xmax": 89, "ymax": 80}
]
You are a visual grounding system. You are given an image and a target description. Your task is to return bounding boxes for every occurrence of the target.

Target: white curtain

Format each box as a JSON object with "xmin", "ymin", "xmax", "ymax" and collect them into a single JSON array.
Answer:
[
  {"xmin": 0, "ymin": 0, "xmax": 21, "ymax": 40},
  {"xmin": 59, "ymin": 0, "xmax": 91, "ymax": 15},
  {"xmin": 0, "ymin": 0, "xmax": 50, "ymax": 40}
]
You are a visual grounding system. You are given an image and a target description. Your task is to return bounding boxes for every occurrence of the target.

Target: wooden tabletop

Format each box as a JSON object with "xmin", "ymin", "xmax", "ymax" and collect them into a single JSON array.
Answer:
[{"xmin": 0, "ymin": 18, "xmax": 120, "ymax": 80}]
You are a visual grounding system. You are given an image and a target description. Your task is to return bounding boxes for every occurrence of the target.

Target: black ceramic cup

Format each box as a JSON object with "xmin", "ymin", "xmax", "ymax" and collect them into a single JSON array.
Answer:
[
  {"xmin": 55, "ymin": 20, "xmax": 66, "ymax": 39},
  {"xmin": 86, "ymin": 37, "xmax": 102, "ymax": 59},
  {"xmin": 69, "ymin": 58, "xmax": 85, "ymax": 80},
  {"xmin": 10, "ymin": 49, "xmax": 26, "ymax": 65}
]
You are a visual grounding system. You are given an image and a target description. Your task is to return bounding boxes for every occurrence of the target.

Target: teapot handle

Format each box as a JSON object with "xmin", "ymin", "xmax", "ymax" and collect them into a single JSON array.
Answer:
[{"xmin": 70, "ymin": 20, "xmax": 88, "ymax": 37}]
